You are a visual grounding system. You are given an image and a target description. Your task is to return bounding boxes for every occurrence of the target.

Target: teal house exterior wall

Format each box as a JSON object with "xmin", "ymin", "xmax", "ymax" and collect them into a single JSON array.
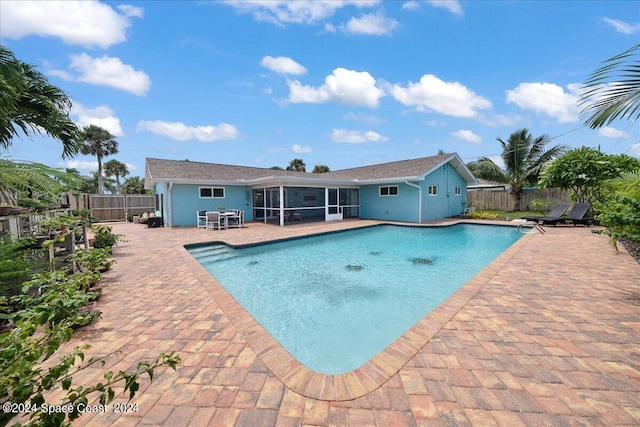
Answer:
[
  {"xmin": 155, "ymin": 184, "xmax": 253, "ymax": 227},
  {"xmin": 420, "ymin": 163, "xmax": 468, "ymax": 221},
  {"xmin": 359, "ymin": 182, "xmax": 419, "ymax": 222},
  {"xmin": 359, "ymin": 164, "xmax": 468, "ymax": 223}
]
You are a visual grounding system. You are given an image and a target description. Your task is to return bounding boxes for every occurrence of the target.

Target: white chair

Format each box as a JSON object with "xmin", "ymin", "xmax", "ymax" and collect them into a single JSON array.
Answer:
[
  {"xmin": 227, "ymin": 210, "xmax": 244, "ymax": 228},
  {"xmin": 206, "ymin": 211, "xmax": 224, "ymax": 230},
  {"xmin": 196, "ymin": 210, "xmax": 207, "ymax": 228}
]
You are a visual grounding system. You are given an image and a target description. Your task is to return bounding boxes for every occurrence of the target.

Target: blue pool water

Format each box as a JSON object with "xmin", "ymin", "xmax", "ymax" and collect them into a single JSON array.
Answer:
[{"xmin": 188, "ymin": 224, "xmax": 522, "ymax": 374}]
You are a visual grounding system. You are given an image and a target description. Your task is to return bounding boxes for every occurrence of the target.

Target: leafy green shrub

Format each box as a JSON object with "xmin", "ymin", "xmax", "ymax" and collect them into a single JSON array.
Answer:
[
  {"xmin": 91, "ymin": 225, "xmax": 124, "ymax": 250},
  {"xmin": 68, "ymin": 248, "xmax": 115, "ymax": 273},
  {"xmin": 531, "ymin": 198, "xmax": 551, "ymax": 215},
  {"xmin": 595, "ymin": 195, "xmax": 640, "ymax": 248}
]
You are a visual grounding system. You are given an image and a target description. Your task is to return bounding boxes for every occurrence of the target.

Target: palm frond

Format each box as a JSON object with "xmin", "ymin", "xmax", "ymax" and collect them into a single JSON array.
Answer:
[{"xmin": 580, "ymin": 43, "xmax": 640, "ymax": 128}]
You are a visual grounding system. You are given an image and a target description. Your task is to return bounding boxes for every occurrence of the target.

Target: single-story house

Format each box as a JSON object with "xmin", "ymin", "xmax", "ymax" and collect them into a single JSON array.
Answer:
[{"xmin": 144, "ymin": 153, "xmax": 478, "ymax": 227}]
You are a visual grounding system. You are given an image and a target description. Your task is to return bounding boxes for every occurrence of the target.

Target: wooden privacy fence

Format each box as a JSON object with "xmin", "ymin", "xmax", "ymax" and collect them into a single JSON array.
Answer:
[
  {"xmin": 467, "ymin": 187, "xmax": 572, "ymax": 211},
  {"xmin": 88, "ymin": 194, "xmax": 158, "ymax": 222}
]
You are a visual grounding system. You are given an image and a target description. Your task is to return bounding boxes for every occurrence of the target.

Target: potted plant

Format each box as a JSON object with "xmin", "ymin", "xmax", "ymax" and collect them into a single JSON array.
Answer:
[
  {"xmin": 68, "ymin": 248, "xmax": 115, "ymax": 273},
  {"xmin": 91, "ymin": 225, "xmax": 124, "ymax": 251}
]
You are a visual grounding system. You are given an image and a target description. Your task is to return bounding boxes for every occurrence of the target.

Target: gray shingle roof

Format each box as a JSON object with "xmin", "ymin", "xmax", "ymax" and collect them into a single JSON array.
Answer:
[{"xmin": 146, "ymin": 153, "xmax": 473, "ymax": 185}]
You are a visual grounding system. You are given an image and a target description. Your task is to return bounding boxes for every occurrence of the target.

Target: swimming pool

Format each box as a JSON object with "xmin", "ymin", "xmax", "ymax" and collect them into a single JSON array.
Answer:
[{"xmin": 188, "ymin": 224, "xmax": 522, "ymax": 374}]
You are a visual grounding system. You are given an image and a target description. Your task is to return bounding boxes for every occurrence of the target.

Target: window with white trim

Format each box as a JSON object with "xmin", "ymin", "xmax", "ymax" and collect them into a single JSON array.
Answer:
[
  {"xmin": 454, "ymin": 186, "xmax": 461, "ymax": 195},
  {"xmin": 428, "ymin": 185, "xmax": 438, "ymax": 196},
  {"xmin": 379, "ymin": 185, "xmax": 398, "ymax": 196},
  {"xmin": 199, "ymin": 187, "xmax": 225, "ymax": 198}
]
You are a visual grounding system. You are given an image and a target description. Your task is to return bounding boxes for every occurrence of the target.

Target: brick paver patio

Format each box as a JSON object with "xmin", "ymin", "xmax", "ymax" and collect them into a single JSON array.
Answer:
[{"xmin": 54, "ymin": 220, "xmax": 640, "ymax": 426}]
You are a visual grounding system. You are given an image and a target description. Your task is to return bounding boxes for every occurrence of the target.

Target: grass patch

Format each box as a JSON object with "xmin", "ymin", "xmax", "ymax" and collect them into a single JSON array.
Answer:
[{"xmin": 480, "ymin": 210, "xmax": 542, "ymax": 220}]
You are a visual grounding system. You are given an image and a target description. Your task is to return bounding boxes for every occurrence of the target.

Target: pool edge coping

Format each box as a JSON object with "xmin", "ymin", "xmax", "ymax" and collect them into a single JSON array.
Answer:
[{"xmin": 177, "ymin": 220, "xmax": 536, "ymax": 401}]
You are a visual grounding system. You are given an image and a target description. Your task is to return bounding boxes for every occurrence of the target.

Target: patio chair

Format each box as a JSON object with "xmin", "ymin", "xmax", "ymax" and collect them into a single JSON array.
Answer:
[
  {"xmin": 521, "ymin": 204, "xmax": 569, "ymax": 223},
  {"xmin": 206, "ymin": 211, "xmax": 224, "ymax": 230},
  {"xmin": 544, "ymin": 203, "xmax": 592, "ymax": 226},
  {"xmin": 196, "ymin": 210, "xmax": 207, "ymax": 228},
  {"xmin": 227, "ymin": 210, "xmax": 244, "ymax": 228}
]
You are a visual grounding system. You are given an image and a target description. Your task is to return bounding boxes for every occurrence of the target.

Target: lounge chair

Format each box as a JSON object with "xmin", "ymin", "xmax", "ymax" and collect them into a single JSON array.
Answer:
[
  {"xmin": 544, "ymin": 203, "xmax": 592, "ymax": 226},
  {"xmin": 521, "ymin": 204, "xmax": 569, "ymax": 222}
]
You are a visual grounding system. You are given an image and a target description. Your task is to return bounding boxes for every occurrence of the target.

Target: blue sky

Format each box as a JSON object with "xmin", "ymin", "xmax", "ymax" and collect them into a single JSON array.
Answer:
[{"xmin": 1, "ymin": 0, "xmax": 639, "ymax": 179}]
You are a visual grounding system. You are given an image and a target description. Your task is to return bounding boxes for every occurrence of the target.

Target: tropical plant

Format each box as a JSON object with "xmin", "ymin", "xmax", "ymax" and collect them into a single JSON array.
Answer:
[
  {"xmin": 312, "ymin": 164, "xmax": 330, "ymax": 173},
  {"xmin": 594, "ymin": 169, "xmax": 640, "ymax": 248},
  {"xmin": 104, "ymin": 159, "xmax": 129, "ymax": 194},
  {"xmin": 531, "ymin": 198, "xmax": 551, "ymax": 215},
  {"xmin": 121, "ymin": 176, "xmax": 146, "ymax": 194},
  {"xmin": 91, "ymin": 224, "xmax": 123, "ymax": 250},
  {"xmin": 0, "ymin": 159, "xmax": 79, "ymax": 206},
  {"xmin": 471, "ymin": 128, "xmax": 567, "ymax": 211},
  {"xmin": 79, "ymin": 125, "xmax": 119, "ymax": 195},
  {"xmin": 76, "ymin": 171, "xmax": 117, "ymax": 194},
  {"xmin": 538, "ymin": 146, "xmax": 639, "ymax": 204},
  {"xmin": 68, "ymin": 248, "xmax": 115, "ymax": 273},
  {"xmin": 286, "ymin": 158, "xmax": 306, "ymax": 172},
  {"xmin": 580, "ymin": 43, "xmax": 640, "ymax": 128},
  {"xmin": 0, "ymin": 45, "xmax": 80, "ymax": 158}
]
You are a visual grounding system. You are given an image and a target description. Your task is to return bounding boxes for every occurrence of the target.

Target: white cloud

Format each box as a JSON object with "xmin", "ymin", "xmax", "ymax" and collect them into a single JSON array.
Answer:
[
  {"xmin": 260, "ymin": 56, "xmax": 307, "ymax": 75},
  {"xmin": 288, "ymin": 68, "xmax": 384, "ymax": 107},
  {"xmin": 506, "ymin": 82, "xmax": 579, "ymax": 123},
  {"xmin": 342, "ymin": 13, "xmax": 399, "ymax": 35},
  {"xmin": 598, "ymin": 127, "xmax": 629, "ymax": 138},
  {"xmin": 452, "ymin": 129, "xmax": 481, "ymax": 144},
  {"xmin": 222, "ymin": 0, "xmax": 379, "ymax": 26},
  {"xmin": 392, "ymin": 74, "xmax": 491, "ymax": 117},
  {"xmin": 117, "ymin": 4, "xmax": 144, "ymax": 18},
  {"xmin": 602, "ymin": 17, "xmax": 640, "ymax": 34},
  {"xmin": 72, "ymin": 102, "xmax": 124, "ymax": 137},
  {"xmin": 331, "ymin": 129, "xmax": 389, "ymax": 144},
  {"xmin": 50, "ymin": 54, "xmax": 151, "ymax": 96},
  {"xmin": 426, "ymin": 0, "xmax": 463, "ymax": 16},
  {"xmin": 137, "ymin": 120, "xmax": 240, "ymax": 142},
  {"xmin": 343, "ymin": 112, "xmax": 385, "ymax": 124},
  {"xmin": 401, "ymin": 2, "xmax": 421, "ymax": 11},
  {"xmin": 292, "ymin": 144, "xmax": 312, "ymax": 153},
  {"xmin": 65, "ymin": 160, "xmax": 99, "ymax": 172},
  {"xmin": 0, "ymin": 1, "xmax": 141, "ymax": 49}
]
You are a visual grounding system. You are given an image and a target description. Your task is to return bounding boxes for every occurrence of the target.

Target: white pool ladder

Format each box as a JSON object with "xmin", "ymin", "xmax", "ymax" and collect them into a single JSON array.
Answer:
[{"xmin": 517, "ymin": 220, "xmax": 545, "ymax": 234}]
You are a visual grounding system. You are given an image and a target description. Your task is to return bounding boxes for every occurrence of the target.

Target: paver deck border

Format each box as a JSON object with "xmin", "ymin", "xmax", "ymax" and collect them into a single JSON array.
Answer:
[{"xmin": 178, "ymin": 221, "xmax": 534, "ymax": 401}]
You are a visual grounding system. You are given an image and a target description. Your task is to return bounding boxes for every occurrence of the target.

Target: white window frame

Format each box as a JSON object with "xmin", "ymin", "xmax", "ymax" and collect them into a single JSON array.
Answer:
[
  {"xmin": 379, "ymin": 185, "xmax": 398, "ymax": 197},
  {"xmin": 428, "ymin": 185, "xmax": 438, "ymax": 196},
  {"xmin": 199, "ymin": 186, "xmax": 225, "ymax": 199},
  {"xmin": 454, "ymin": 186, "xmax": 461, "ymax": 196}
]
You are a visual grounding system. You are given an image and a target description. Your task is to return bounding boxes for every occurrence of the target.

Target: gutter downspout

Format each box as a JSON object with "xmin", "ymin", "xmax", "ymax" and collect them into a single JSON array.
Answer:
[
  {"xmin": 167, "ymin": 182, "xmax": 173, "ymax": 227},
  {"xmin": 405, "ymin": 180, "xmax": 422, "ymax": 223}
]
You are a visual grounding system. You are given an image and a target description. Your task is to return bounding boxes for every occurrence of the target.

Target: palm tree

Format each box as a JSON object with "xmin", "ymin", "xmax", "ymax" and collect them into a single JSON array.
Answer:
[
  {"xmin": 104, "ymin": 159, "xmax": 129, "ymax": 194},
  {"xmin": 0, "ymin": 45, "xmax": 80, "ymax": 158},
  {"xmin": 580, "ymin": 43, "xmax": 640, "ymax": 128},
  {"xmin": 79, "ymin": 125, "xmax": 118, "ymax": 194},
  {"xmin": 312, "ymin": 165, "xmax": 330, "ymax": 173},
  {"xmin": 121, "ymin": 176, "xmax": 146, "ymax": 194},
  {"xmin": 472, "ymin": 128, "xmax": 567, "ymax": 211},
  {"xmin": 0, "ymin": 159, "xmax": 79, "ymax": 206},
  {"xmin": 286, "ymin": 158, "xmax": 306, "ymax": 172}
]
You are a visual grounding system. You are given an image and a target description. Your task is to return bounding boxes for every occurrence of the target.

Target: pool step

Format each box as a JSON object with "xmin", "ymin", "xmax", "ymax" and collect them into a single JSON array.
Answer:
[{"xmin": 190, "ymin": 245, "xmax": 238, "ymax": 263}]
